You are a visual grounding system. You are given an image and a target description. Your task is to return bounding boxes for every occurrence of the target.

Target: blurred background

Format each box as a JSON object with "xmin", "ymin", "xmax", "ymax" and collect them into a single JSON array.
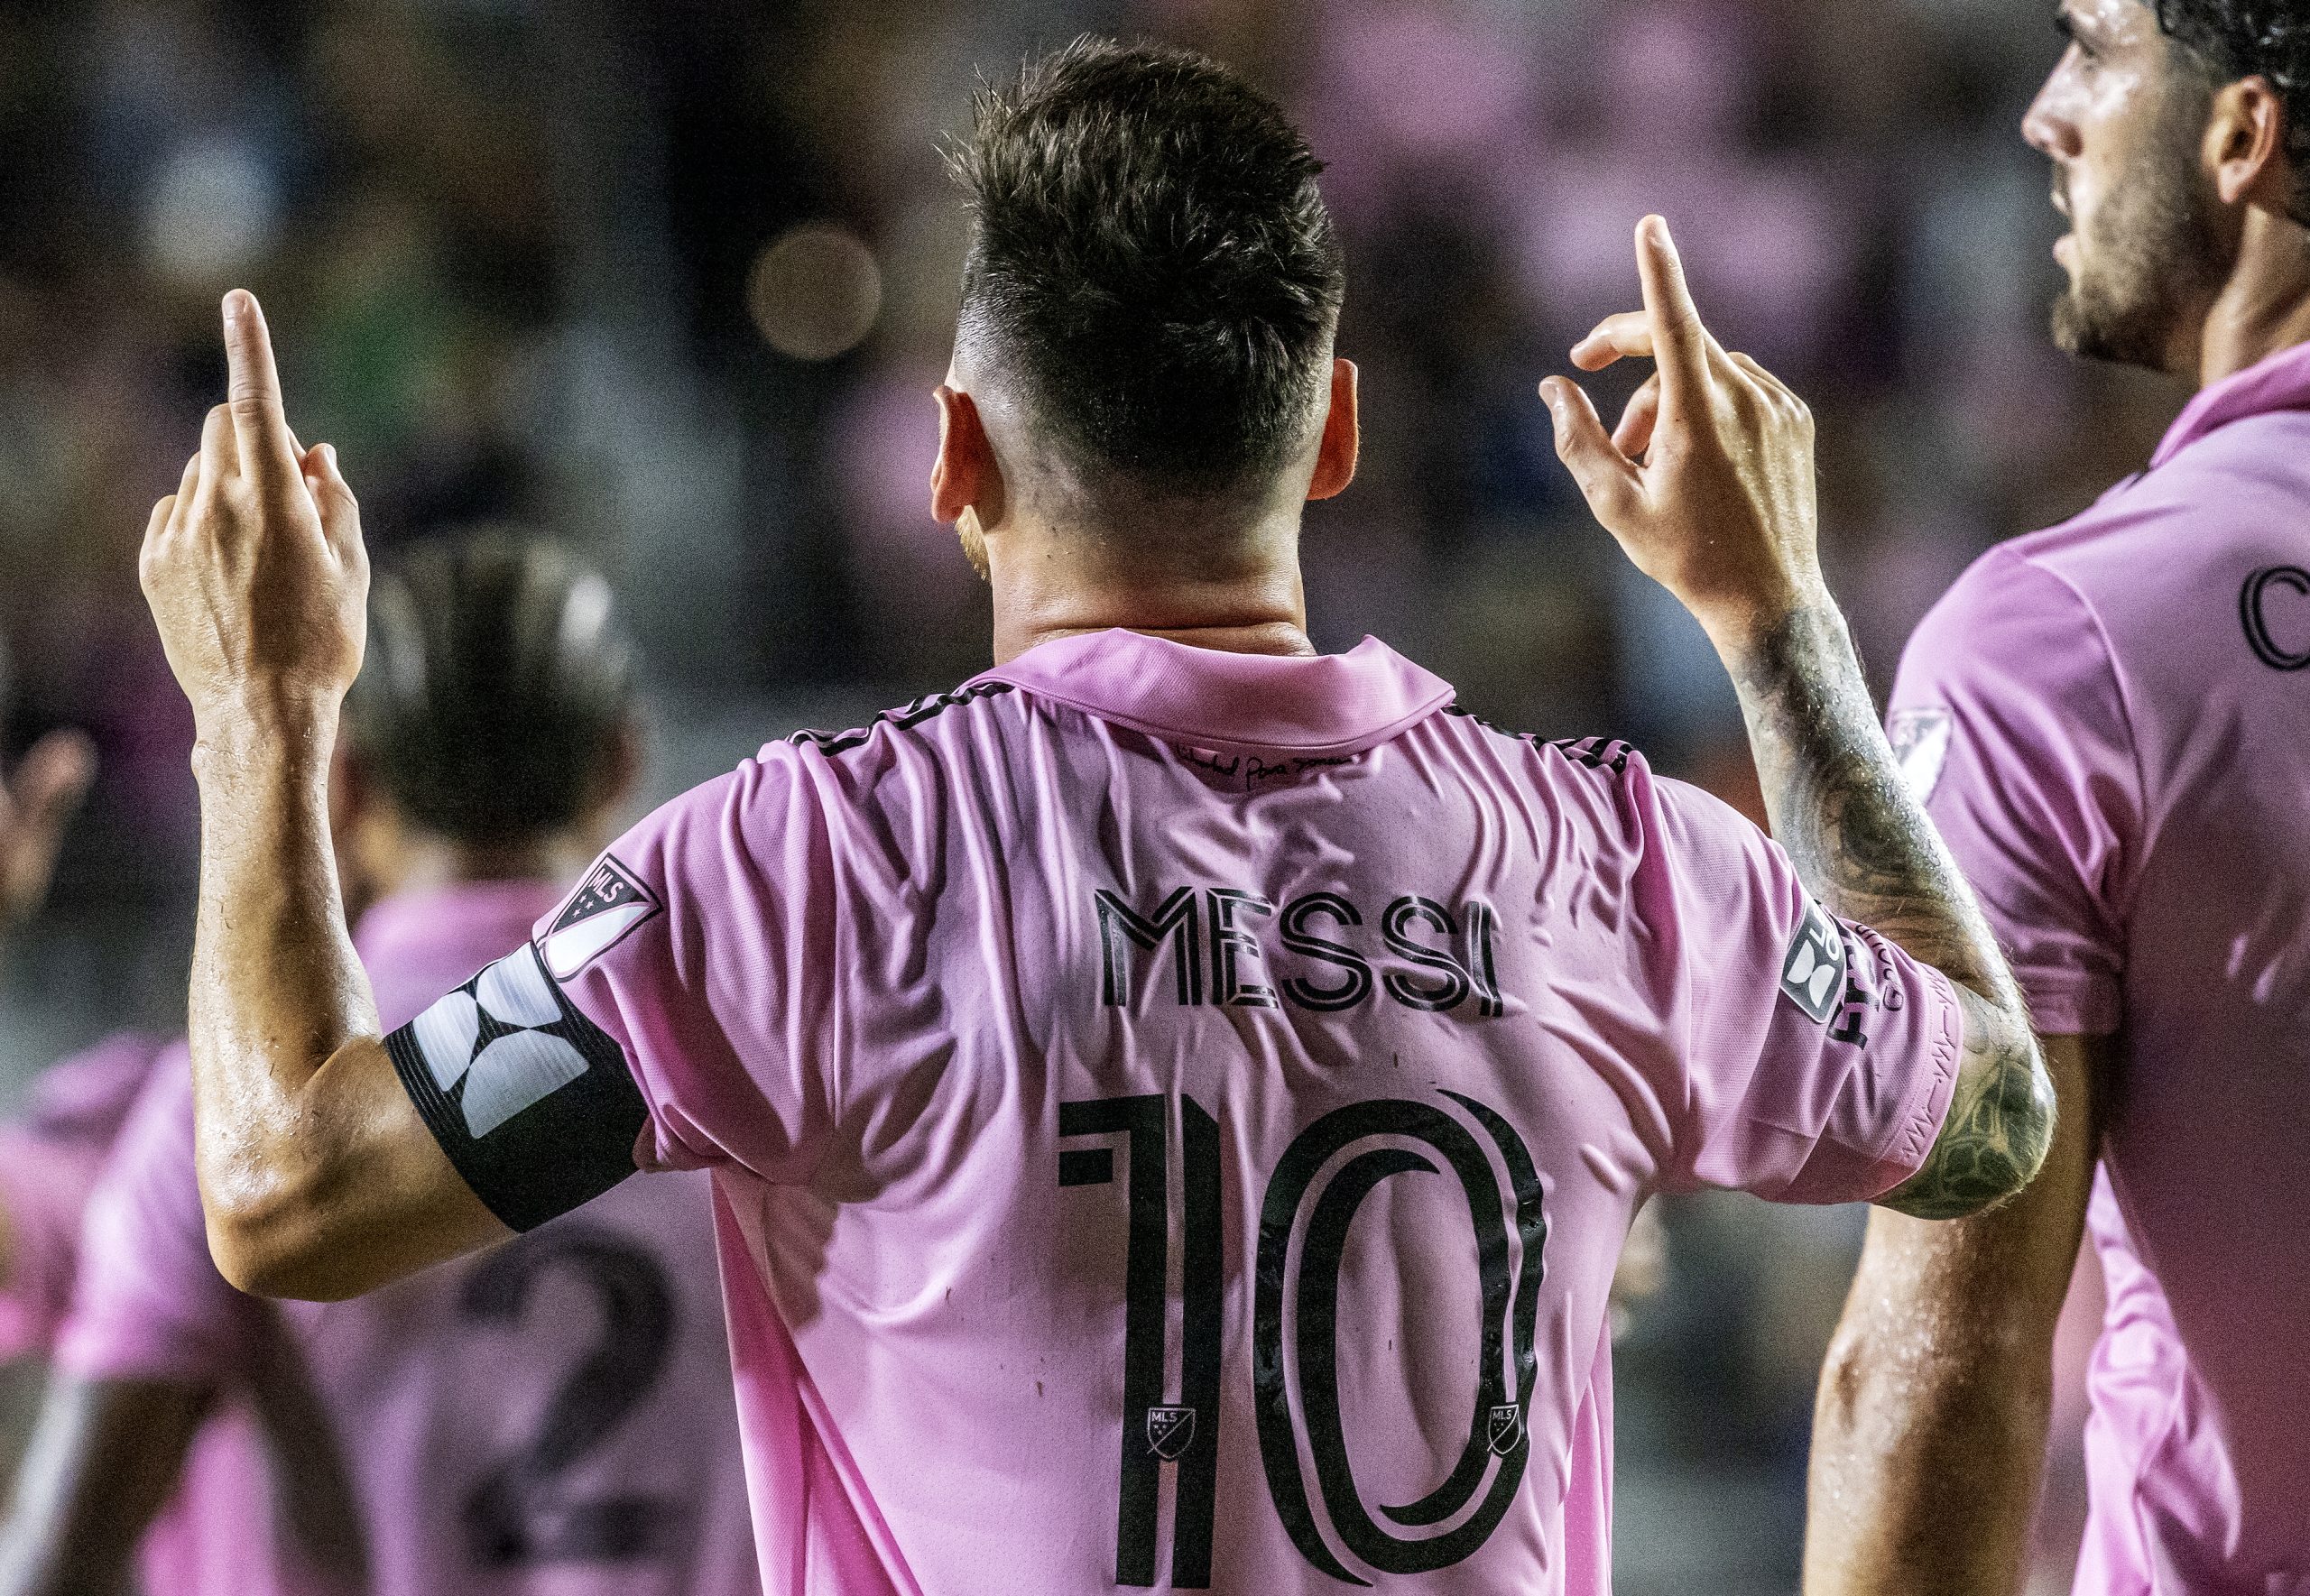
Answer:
[{"xmin": 0, "ymin": 0, "xmax": 2174, "ymax": 1588}]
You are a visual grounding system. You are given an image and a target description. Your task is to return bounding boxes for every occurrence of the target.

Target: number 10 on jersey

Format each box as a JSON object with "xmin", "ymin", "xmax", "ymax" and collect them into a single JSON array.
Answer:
[{"xmin": 1059, "ymin": 1091, "xmax": 1547, "ymax": 1588}]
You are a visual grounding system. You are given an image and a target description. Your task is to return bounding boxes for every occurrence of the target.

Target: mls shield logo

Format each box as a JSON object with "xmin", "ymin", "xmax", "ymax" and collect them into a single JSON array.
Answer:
[
  {"xmin": 1779, "ymin": 899, "xmax": 1849, "ymax": 1025},
  {"xmin": 541, "ymin": 855, "xmax": 662, "ymax": 980},
  {"xmin": 1146, "ymin": 1406, "xmax": 1197, "ymax": 1461},
  {"xmin": 1486, "ymin": 1403, "xmax": 1524, "ymax": 1457},
  {"xmin": 1887, "ymin": 707, "xmax": 1954, "ymax": 804}
]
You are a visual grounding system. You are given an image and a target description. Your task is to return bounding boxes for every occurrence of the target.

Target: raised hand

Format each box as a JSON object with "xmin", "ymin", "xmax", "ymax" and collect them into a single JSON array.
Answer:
[
  {"xmin": 1540, "ymin": 216, "xmax": 1824, "ymax": 652},
  {"xmin": 0, "ymin": 727, "xmax": 96, "ymax": 928},
  {"xmin": 139, "ymin": 291, "xmax": 367, "ymax": 752}
]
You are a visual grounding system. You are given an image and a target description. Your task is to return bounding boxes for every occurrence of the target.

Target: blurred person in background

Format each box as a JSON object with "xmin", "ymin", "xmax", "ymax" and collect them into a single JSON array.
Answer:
[
  {"xmin": 0, "ymin": 533, "xmax": 757, "ymax": 1596},
  {"xmin": 1805, "ymin": 3, "xmax": 2310, "ymax": 1591},
  {"xmin": 0, "ymin": 656, "xmax": 280, "ymax": 1596},
  {"xmin": 0, "ymin": 696, "xmax": 110, "ymax": 1378},
  {"xmin": 134, "ymin": 41, "xmax": 2047, "ymax": 1596}
]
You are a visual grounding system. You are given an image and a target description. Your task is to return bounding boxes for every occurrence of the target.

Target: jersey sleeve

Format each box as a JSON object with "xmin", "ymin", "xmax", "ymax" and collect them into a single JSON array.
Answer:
[
  {"xmin": 384, "ymin": 755, "xmax": 836, "ymax": 1231},
  {"xmin": 1888, "ymin": 550, "xmax": 2142, "ymax": 1037},
  {"xmin": 1633, "ymin": 766, "xmax": 1963, "ymax": 1204},
  {"xmin": 51, "ymin": 1051, "xmax": 268, "ymax": 1384}
]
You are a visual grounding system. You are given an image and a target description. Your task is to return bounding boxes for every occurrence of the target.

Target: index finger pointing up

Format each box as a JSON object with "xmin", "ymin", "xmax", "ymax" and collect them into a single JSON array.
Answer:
[
  {"xmin": 221, "ymin": 289, "xmax": 299, "ymax": 487},
  {"xmin": 1633, "ymin": 217, "xmax": 1710, "ymax": 409}
]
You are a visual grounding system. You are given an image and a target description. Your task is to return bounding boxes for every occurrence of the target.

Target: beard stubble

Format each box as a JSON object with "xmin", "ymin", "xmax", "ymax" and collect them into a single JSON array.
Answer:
[{"xmin": 2052, "ymin": 73, "xmax": 2230, "ymax": 371}]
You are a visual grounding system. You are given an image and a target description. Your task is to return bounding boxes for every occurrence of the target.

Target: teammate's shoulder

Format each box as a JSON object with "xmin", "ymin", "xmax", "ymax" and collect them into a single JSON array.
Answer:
[
  {"xmin": 1913, "ymin": 536, "xmax": 2104, "ymax": 659},
  {"xmin": 15, "ymin": 1030, "xmax": 175, "ymax": 1144}
]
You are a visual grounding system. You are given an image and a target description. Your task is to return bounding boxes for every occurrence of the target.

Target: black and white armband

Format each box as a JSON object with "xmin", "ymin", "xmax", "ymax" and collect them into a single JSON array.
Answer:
[{"xmin": 385, "ymin": 943, "xmax": 650, "ymax": 1232}]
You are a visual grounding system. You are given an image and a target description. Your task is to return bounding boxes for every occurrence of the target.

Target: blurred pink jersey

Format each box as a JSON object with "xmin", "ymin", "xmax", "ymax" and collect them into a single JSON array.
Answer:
[
  {"xmin": 59, "ymin": 882, "xmax": 757, "ymax": 1596},
  {"xmin": 0, "ymin": 1030, "xmax": 161, "ymax": 1361},
  {"xmin": 2, "ymin": 1031, "xmax": 277, "ymax": 1596},
  {"xmin": 1889, "ymin": 340, "xmax": 2310, "ymax": 1592},
  {"xmin": 424, "ymin": 629, "xmax": 1960, "ymax": 1595}
]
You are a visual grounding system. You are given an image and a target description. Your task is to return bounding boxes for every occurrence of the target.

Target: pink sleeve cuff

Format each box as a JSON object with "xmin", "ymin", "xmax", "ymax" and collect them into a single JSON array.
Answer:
[{"xmin": 1854, "ymin": 964, "xmax": 1964, "ymax": 1199}]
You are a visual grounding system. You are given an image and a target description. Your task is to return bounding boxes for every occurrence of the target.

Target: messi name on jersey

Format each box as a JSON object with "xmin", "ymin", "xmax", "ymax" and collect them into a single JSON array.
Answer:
[{"xmin": 1095, "ymin": 887, "xmax": 1507, "ymax": 1017}]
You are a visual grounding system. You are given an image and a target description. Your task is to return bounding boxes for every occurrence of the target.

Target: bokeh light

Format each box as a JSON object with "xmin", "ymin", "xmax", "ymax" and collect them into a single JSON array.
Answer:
[{"xmin": 746, "ymin": 223, "xmax": 883, "ymax": 361}]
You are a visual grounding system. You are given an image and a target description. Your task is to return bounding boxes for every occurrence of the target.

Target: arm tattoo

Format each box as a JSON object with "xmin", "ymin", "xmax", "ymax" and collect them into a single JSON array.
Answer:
[{"xmin": 1725, "ymin": 605, "xmax": 2054, "ymax": 1219}]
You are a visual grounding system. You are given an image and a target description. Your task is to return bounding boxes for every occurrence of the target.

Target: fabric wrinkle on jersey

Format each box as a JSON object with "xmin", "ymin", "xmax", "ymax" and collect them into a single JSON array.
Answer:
[
  {"xmin": 56, "ymin": 881, "xmax": 758, "ymax": 1596},
  {"xmin": 1889, "ymin": 337, "xmax": 2310, "ymax": 1593},
  {"xmin": 418, "ymin": 627, "xmax": 1963, "ymax": 1595}
]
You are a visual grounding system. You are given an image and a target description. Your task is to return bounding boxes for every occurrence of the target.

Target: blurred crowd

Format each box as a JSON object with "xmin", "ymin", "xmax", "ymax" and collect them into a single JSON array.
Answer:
[{"xmin": 0, "ymin": 0, "xmax": 2179, "ymax": 1589}]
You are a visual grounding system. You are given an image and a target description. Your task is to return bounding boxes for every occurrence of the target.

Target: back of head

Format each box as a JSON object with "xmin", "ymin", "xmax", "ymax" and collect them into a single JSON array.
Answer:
[
  {"xmin": 346, "ymin": 530, "xmax": 633, "ymax": 845},
  {"xmin": 947, "ymin": 37, "xmax": 1344, "ymax": 499},
  {"xmin": 2157, "ymin": 1, "xmax": 2309, "ymax": 220}
]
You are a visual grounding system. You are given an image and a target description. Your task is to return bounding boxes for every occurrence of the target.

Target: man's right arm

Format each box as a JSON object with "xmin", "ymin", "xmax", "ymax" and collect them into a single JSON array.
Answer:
[
  {"xmin": 0, "ymin": 1374, "xmax": 208, "ymax": 1596},
  {"xmin": 1543, "ymin": 217, "xmax": 2051, "ymax": 1218}
]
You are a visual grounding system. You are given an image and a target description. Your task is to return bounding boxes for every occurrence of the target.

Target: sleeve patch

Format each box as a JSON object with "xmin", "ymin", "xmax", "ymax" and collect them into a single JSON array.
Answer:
[
  {"xmin": 1887, "ymin": 707, "xmax": 1954, "ymax": 804},
  {"xmin": 386, "ymin": 944, "xmax": 648, "ymax": 1232},
  {"xmin": 1780, "ymin": 899, "xmax": 1849, "ymax": 1025},
  {"xmin": 540, "ymin": 855, "xmax": 662, "ymax": 981}
]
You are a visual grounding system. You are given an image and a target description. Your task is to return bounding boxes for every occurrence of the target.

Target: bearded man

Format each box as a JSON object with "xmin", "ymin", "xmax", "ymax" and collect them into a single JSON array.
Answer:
[{"xmin": 1804, "ymin": 3, "xmax": 2310, "ymax": 1591}]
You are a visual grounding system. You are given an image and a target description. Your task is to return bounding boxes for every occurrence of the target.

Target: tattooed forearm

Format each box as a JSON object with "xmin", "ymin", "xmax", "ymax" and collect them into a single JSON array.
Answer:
[{"xmin": 1723, "ymin": 604, "xmax": 2053, "ymax": 1218}]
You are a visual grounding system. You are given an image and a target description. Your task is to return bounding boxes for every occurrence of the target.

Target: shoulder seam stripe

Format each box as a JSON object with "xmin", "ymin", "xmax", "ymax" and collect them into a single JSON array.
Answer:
[
  {"xmin": 1445, "ymin": 704, "xmax": 1632, "ymax": 774},
  {"xmin": 789, "ymin": 681, "xmax": 1016, "ymax": 756}
]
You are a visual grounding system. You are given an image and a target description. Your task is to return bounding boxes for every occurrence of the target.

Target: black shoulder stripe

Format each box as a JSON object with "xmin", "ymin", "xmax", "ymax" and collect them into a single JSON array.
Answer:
[
  {"xmin": 790, "ymin": 681, "xmax": 1015, "ymax": 756},
  {"xmin": 386, "ymin": 943, "xmax": 647, "ymax": 1232},
  {"xmin": 1444, "ymin": 704, "xmax": 1635, "ymax": 776}
]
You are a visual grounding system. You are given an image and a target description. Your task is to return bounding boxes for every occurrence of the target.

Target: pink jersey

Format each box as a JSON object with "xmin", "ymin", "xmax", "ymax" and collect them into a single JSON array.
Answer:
[
  {"xmin": 438, "ymin": 630, "xmax": 1959, "ymax": 1594},
  {"xmin": 1, "ymin": 1032, "xmax": 276, "ymax": 1596},
  {"xmin": 1888, "ymin": 339, "xmax": 2310, "ymax": 1593},
  {"xmin": 59, "ymin": 881, "xmax": 756, "ymax": 1596},
  {"xmin": 0, "ymin": 1031, "xmax": 161, "ymax": 1361}
]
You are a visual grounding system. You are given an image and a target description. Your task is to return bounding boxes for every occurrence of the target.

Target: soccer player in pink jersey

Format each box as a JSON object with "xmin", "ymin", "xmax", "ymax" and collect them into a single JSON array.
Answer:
[
  {"xmin": 1803, "ymin": 4, "xmax": 2310, "ymax": 1592},
  {"xmin": 132, "ymin": 42, "xmax": 2053, "ymax": 1596},
  {"xmin": 0, "ymin": 536, "xmax": 756, "ymax": 1596}
]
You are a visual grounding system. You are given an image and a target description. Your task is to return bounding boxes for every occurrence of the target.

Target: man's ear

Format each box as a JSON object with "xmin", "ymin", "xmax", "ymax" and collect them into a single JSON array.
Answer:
[
  {"xmin": 932, "ymin": 385, "xmax": 1007, "ymax": 528},
  {"xmin": 2209, "ymin": 75, "xmax": 2288, "ymax": 208},
  {"xmin": 1307, "ymin": 359, "xmax": 1359, "ymax": 503}
]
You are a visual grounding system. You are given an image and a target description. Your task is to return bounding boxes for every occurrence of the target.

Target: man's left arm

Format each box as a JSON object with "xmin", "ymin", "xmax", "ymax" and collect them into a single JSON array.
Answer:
[
  {"xmin": 142, "ymin": 291, "xmax": 506, "ymax": 1298},
  {"xmin": 1799, "ymin": 555, "xmax": 2139, "ymax": 1593},
  {"xmin": 1803, "ymin": 1032, "xmax": 2103, "ymax": 1595}
]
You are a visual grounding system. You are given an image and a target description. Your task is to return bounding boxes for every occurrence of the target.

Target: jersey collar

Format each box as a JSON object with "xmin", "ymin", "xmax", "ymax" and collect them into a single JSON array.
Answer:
[
  {"xmin": 973, "ymin": 629, "xmax": 1455, "ymax": 759},
  {"xmin": 2151, "ymin": 337, "xmax": 2310, "ymax": 468}
]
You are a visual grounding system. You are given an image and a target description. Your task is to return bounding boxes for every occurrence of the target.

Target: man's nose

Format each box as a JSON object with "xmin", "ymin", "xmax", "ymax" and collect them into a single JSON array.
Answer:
[{"xmin": 2021, "ymin": 71, "xmax": 2083, "ymax": 159}]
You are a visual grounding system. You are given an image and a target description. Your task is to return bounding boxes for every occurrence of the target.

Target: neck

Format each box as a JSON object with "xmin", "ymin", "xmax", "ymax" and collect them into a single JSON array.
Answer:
[
  {"xmin": 2196, "ymin": 208, "xmax": 2310, "ymax": 386},
  {"xmin": 986, "ymin": 513, "xmax": 1316, "ymax": 665},
  {"xmin": 360, "ymin": 829, "xmax": 596, "ymax": 909}
]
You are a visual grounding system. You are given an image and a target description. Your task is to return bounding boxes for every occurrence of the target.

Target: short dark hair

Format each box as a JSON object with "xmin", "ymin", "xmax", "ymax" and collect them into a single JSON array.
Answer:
[
  {"xmin": 947, "ymin": 37, "xmax": 1344, "ymax": 495},
  {"xmin": 345, "ymin": 530, "xmax": 633, "ymax": 844},
  {"xmin": 2156, "ymin": 0, "xmax": 2310, "ymax": 219}
]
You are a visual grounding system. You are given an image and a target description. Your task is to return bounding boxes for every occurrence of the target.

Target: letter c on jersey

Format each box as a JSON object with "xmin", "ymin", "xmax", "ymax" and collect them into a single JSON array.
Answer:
[{"xmin": 2241, "ymin": 566, "xmax": 2310, "ymax": 671}]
